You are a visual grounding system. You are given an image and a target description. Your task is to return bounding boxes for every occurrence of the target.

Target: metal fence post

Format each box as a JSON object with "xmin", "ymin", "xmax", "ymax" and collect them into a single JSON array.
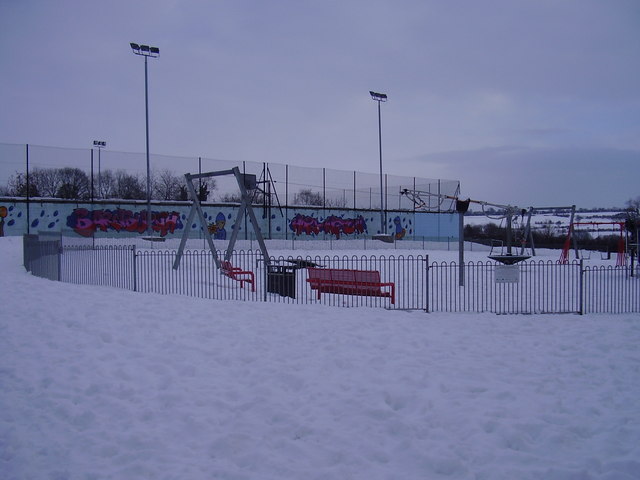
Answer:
[
  {"xmin": 57, "ymin": 242, "xmax": 62, "ymax": 282},
  {"xmin": 132, "ymin": 246, "xmax": 137, "ymax": 292},
  {"xmin": 579, "ymin": 259, "xmax": 584, "ymax": 315},
  {"xmin": 425, "ymin": 255, "xmax": 430, "ymax": 313}
]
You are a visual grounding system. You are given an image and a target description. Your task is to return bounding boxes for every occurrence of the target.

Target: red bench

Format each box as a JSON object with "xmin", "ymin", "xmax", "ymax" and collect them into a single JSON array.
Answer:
[
  {"xmin": 220, "ymin": 260, "xmax": 255, "ymax": 291},
  {"xmin": 306, "ymin": 268, "xmax": 395, "ymax": 304}
]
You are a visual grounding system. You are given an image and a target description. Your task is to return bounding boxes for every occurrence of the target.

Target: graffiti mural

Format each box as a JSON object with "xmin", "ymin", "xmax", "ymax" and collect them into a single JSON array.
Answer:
[
  {"xmin": 393, "ymin": 216, "xmax": 407, "ymax": 240},
  {"xmin": 66, "ymin": 208, "xmax": 183, "ymax": 237},
  {"xmin": 207, "ymin": 212, "xmax": 227, "ymax": 240},
  {"xmin": 289, "ymin": 214, "xmax": 367, "ymax": 239}
]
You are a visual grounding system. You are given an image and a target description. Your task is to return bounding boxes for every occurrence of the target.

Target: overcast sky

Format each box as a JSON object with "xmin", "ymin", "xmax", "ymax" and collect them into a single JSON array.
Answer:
[{"xmin": 1, "ymin": 0, "xmax": 638, "ymax": 209}]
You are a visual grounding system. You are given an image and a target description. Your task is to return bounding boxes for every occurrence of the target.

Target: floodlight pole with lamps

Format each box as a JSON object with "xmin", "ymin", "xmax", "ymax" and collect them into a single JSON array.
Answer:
[
  {"xmin": 370, "ymin": 91, "xmax": 387, "ymax": 234},
  {"xmin": 130, "ymin": 42, "xmax": 159, "ymax": 235},
  {"xmin": 93, "ymin": 141, "xmax": 106, "ymax": 198}
]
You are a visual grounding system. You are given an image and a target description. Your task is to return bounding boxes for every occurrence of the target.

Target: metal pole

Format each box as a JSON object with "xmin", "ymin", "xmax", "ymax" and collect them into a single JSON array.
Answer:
[
  {"xmin": 198, "ymin": 156, "xmax": 202, "ymax": 199},
  {"xmin": 506, "ymin": 211, "xmax": 513, "ymax": 255},
  {"xmin": 377, "ymin": 100, "xmax": 384, "ymax": 234},
  {"xmin": 98, "ymin": 146, "xmax": 101, "ymax": 199},
  {"xmin": 144, "ymin": 55, "xmax": 152, "ymax": 236},
  {"xmin": 353, "ymin": 171, "xmax": 356, "ymax": 212},
  {"xmin": 90, "ymin": 149, "xmax": 94, "ymax": 204},
  {"xmin": 26, "ymin": 144, "xmax": 30, "ymax": 235},
  {"xmin": 322, "ymin": 167, "xmax": 326, "ymax": 210},
  {"xmin": 459, "ymin": 212, "xmax": 465, "ymax": 286}
]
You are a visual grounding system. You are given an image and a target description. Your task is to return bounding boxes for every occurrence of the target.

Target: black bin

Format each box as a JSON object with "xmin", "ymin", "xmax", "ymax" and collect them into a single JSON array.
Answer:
[{"xmin": 267, "ymin": 264, "xmax": 297, "ymax": 298}]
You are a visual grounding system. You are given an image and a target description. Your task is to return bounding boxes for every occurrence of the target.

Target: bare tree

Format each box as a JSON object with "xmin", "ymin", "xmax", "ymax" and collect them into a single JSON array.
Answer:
[
  {"xmin": 625, "ymin": 196, "xmax": 640, "ymax": 211},
  {"xmin": 56, "ymin": 168, "xmax": 90, "ymax": 200},
  {"xmin": 153, "ymin": 169, "xmax": 183, "ymax": 200},
  {"xmin": 171, "ymin": 177, "xmax": 217, "ymax": 202},
  {"xmin": 113, "ymin": 170, "xmax": 145, "ymax": 200},
  {"xmin": 219, "ymin": 192, "xmax": 242, "ymax": 203},
  {"xmin": 97, "ymin": 169, "xmax": 117, "ymax": 199},
  {"xmin": 59, "ymin": 170, "xmax": 87, "ymax": 199},
  {"xmin": 6, "ymin": 172, "xmax": 39, "ymax": 197},
  {"xmin": 31, "ymin": 168, "xmax": 61, "ymax": 197},
  {"xmin": 293, "ymin": 188, "xmax": 323, "ymax": 206}
]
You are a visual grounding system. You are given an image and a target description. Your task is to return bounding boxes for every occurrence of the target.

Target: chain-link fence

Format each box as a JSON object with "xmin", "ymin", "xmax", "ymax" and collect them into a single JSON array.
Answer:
[{"xmin": 0, "ymin": 142, "xmax": 459, "ymax": 211}]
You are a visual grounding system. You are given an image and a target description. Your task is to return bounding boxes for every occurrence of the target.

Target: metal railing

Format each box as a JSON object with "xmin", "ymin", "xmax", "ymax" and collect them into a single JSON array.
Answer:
[
  {"xmin": 61, "ymin": 245, "xmax": 136, "ymax": 291},
  {"xmin": 22, "ymin": 235, "xmax": 640, "ymax": 313},
  {"xmin": 23, "ymin": 234, "xmax": 60, "ymax": 281},
  {"xmin": 427, "ymin": 260, "xmax": 582, "ymax": 314}
]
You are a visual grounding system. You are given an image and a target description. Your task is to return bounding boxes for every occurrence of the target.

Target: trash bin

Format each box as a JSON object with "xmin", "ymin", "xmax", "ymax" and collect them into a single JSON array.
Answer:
[{"xmin": 267, "ymin": 264, "xmax": 297, "ymax": 298}]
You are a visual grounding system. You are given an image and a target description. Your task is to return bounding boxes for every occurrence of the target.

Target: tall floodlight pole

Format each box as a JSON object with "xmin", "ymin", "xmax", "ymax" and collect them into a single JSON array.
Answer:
[
  {"xmin": 93, "ymin": 141, "xmax": 106, "ymax": 198},
  {"xmin": 130, "ymin": 43, "xmax": 159, "ymax": 235},
  {"xmin": 370, "ymin": 91, "xmax": 387, "ymax": 234}
]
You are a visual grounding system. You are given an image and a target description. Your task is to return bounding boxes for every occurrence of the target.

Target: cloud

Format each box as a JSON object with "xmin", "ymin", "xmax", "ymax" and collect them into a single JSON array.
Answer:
[{"xmin": 402, "ymin": 146, "xmax": 640, "ymax": 209}]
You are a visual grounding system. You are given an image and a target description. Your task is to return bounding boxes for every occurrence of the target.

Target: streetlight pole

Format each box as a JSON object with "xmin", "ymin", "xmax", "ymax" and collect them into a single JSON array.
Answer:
[
  {"xmin": 93, "ymin": 141, "xmax": 106, "ymax": 198},
  {"xmin": 130, "ymin": 43, "xmax": 159, "ymax": 236},
  {"xmin": 370, "ymin": 91, "xmax": 387, "ymax": 234}
]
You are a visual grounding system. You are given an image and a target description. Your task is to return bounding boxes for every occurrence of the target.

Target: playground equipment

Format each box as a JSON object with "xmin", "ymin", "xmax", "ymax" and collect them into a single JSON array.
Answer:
[
  {"xmin": 251, "ymin": 163, "xmax": 284, "ymax": 239},
  {"xmin": 401, "ymin": 188, "xmax": 532, "ymax": 265},
  {"xmin": 172, "ymin": 167, "xmax": 313, "ymax": 298},
  {"xmin": 172, "ymin": 167, "xmax": 272, "ymax": 286},
  {"xmin": 561, "ymin": 221, "xmax": 627, "ymax": 266},
  {"xmin": 521, "ymin": 205, "xmax": 577, "ymax": 259}
]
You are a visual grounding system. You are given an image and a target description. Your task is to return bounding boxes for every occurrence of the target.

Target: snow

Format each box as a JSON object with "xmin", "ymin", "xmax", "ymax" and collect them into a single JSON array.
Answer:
[{"xmin": 1, "ymin": 236, "xmax": 640, "ymax": 480}]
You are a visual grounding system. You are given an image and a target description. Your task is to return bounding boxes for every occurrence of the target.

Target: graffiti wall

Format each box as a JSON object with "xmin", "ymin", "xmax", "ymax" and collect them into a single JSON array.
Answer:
[
  {"xmin": 0, "ymin": 200, "xmax": 241, "ymax": 239},
  {"xmin": 0, "ymin": 199, "xmax": 459, "ymax": 241},
  {"xmin": 289, "ymin": 214, "xmax": 367, "ymax": 239},
  {"xmin": 67, "ymin": 208, "xmax": 183, "ymax": 237}
]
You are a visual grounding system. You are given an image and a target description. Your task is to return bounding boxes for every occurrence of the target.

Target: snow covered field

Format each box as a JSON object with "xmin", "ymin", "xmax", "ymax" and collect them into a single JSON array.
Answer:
[{"xmin": 2, "ymin": 236, "xmax": 640, "ymax": 480}]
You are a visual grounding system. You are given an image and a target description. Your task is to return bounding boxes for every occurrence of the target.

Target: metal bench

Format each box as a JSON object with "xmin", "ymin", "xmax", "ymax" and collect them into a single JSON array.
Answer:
[
  {"xmin": 220, "ymin": 261, "xmax": 255, "ymax": 291},
  {"xmin": 306, "ymin": 268, "xmax": 395, "ymax": 304}
]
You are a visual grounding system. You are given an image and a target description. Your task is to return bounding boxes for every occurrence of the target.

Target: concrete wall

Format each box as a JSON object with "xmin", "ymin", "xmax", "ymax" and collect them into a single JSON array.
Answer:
[{"xmin": 0, "ymin": 198, "xmax": 459, "ymax": 241}]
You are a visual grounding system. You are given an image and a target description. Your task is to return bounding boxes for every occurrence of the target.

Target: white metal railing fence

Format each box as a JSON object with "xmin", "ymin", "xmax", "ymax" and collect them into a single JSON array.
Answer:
[{"xmin": 23, "ymin": 236, "xmax": 640, "ymax": 314}]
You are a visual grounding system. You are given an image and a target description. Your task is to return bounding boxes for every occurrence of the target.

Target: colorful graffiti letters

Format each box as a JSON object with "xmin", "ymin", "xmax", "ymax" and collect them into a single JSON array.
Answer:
[
  {"xmin": 289, "ymin": 214, "xmax": 366, "ymax": 239},
  {"xmin": 67, "ymin": 208, "xmax": 183, "ymax": 237}
]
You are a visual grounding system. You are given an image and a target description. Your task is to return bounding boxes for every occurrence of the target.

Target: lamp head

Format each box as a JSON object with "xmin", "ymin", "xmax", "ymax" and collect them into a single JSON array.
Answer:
[
  {"xmin": 130, "ymin": 43, "xmax": 160, "ymax": 58},
  {"xmin": 369, "ymin": 91, "xmax": 387, "ymax": 102}
]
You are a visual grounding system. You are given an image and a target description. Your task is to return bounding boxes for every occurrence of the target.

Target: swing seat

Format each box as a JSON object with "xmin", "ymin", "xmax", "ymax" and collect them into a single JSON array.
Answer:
[{"xmin": 220, "ymin": 261, "xmax": 255, "ymax": 291}]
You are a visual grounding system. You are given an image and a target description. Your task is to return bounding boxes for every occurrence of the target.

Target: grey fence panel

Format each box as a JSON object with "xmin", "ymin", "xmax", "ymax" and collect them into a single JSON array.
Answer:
[
  {"xmin": 135, "ymin": 249, "xmax": 261, "ymax": 302},
  {"xmin": 583, "ymin": 265, "xmax": 640, "ymax": 314},
  {"xmin": 23, "ymin": 234, "xmax": 60, "ymax": 281},
  {"xmin": 428, "ymin": 260, "xmax": 582, "ymax": 314},
  {"xmin": 60, "ymin": 245, "xmax": 135, "ymax": 290}
]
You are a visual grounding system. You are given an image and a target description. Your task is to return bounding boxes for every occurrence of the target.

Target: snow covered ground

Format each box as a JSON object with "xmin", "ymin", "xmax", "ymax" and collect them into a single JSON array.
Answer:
[{"xmin": 2, "ymin": 235, "xmax": 639, "ymax": 480}]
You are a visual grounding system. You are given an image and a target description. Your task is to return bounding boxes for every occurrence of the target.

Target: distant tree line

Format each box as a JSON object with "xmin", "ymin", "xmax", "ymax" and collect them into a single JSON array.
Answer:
[
  {"xmin": 1, "ymin": 168, "xmax": 337, "ymax": 207},
  {"xmin": 2, "ymin": 167, "xmax": 215, "ymax": 202},
  {"xmin": 464, "ymin": 221, "xmax": 634, "ymax": 253}
]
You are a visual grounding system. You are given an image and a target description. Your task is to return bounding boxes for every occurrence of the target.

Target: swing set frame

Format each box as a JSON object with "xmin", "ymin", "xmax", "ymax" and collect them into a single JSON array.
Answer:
[{"xmin": 561, "ymin": 221, "xmax": 627, "ymax": 265}]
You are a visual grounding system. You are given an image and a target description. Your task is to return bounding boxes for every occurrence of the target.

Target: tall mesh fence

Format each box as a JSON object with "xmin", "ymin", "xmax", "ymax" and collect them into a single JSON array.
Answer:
[{"xmin": 0, "ymin": 142, "xmax": 460, "ymax": 211}]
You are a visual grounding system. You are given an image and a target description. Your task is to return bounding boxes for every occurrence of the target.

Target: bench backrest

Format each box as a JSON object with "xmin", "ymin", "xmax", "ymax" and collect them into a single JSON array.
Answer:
[{"xmin": 307, "ymin": 268, "xmax": 382, "ymax": 285}]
